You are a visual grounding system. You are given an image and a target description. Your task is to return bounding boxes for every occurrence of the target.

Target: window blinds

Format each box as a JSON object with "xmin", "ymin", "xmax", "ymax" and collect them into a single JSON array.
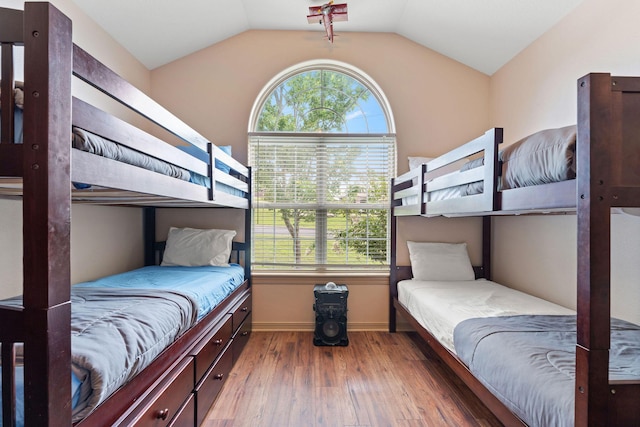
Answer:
[{"xmin": 249, "ymin": 133, "xmax": 396, "ymax": 270}]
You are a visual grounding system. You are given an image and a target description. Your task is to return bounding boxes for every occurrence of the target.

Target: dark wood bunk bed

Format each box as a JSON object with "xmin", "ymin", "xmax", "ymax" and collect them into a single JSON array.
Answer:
[
  {"xmin": 0, "ymin": 3, "xmax": 252, "ymax": 426},
  {"xmin": 389, "ymin": 73, "xmax": 640, "ymax": 426}
]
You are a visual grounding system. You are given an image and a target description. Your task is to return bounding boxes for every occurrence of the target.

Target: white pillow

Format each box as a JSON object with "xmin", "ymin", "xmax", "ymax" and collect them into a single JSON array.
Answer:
[
  {"xmin": 161, "ymin": 227, "xmax": 236, "ymax": 267},
  {"xmin": 407, "ymin": 241, "xmax": 475, "ymax": 281},
  {"xmin": 408, "ymin": 156, "xmax": 434, "ymax": 170}
]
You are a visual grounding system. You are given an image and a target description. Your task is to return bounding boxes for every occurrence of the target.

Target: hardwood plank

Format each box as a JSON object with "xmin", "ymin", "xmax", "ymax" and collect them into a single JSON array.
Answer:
[{"xmin": 206, "ymin": 331, "xmax": 503, "ymax": 426}]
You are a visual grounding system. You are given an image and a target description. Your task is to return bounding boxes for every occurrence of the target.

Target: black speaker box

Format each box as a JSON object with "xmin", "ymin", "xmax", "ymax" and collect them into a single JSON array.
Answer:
[{"xmin": 313, "ymin": 283, "xmax": 348, "ymax": 346}]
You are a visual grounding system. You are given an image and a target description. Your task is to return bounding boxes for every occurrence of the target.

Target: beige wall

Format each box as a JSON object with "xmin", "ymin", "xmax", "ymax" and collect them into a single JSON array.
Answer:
[
  {"xmin": 151, "ymin": 30, "xmax": 491, "ymax": 331},
  {"xmin": 151, "ymin": 30, "xmax": 490, "ymax": 167},
  {"xmin": 42, "ymin": 0, "xmax": 152, "ymax": 124},
  {"xmin": 489, "ymin": 0, "xmax": 640, "ymax": 324},
  {"xmin": 0, "ymin": 0, "xmax": 149, "ymax": 298},
  {"xmin": 0, "ymin": 200, "xmax": 144, "ymax": 299}
]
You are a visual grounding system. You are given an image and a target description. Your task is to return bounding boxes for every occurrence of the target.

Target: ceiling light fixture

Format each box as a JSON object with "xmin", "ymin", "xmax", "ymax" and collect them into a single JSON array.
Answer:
[{"xmin": 307, "ymin": 1, "xmax": 348, "ymax": 43}]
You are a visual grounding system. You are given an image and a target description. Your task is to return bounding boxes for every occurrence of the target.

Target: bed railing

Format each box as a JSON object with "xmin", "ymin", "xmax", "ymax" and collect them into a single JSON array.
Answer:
[
  {"xmin": 69, "ymin": 44, "xmax": 249, "ymax": 207},
  {"xmin": 0, "ymin": 4, "xmax": 249, "ymax": 209},
  {"xmin": 392, "ymin": 128, "xmax": 502, "ymax": 217},
  {"xmin": 391, "ymin": 165, "xmax": 423, "ymax": 216},
  {"xmin": 426, "ymin": 128, "xmax": 501, "ymax": 215}
]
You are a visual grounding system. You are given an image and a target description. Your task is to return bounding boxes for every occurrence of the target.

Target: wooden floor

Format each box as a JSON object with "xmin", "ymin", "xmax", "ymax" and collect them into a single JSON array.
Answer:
[{"xmin": 204, "ymin": 331, "xmax": 503, "ymax": 427}]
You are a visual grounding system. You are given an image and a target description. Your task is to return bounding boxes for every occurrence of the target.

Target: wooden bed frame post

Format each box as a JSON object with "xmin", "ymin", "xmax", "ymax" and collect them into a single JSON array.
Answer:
[
  {"xmin": 144, "ymin": 207, "xmax": 156, "ymax": 266},
  {"xmin": 576, "ymin": 73, "xmax": 640, "ymax": 426},
  {"xmin": 245, "ymin": 167, "xmax": 252, "ymax": 281},
  {"xmin": 482, "ymin": 216, "xmax": 491, "ymax": 280},
  {"xmin": 389, "ymin": 178, "xmax": 398, "ymax": 332},
  {"xmin": 576, "ymin": 73, "xmax": 613, "ymax": 427},
  {"xmin": 21, "ymin": 3, "xmax": 73, "ymax": 426}
]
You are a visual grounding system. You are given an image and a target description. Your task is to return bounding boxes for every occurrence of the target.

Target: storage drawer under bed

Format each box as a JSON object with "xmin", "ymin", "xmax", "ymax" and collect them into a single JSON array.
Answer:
[
  {"xmin": 230, "ymin": 291, "xmax": 252, "ymax": 330},
  {"xmin": 190, "ymin": 314, "xmax": 233, "ymax": 383},
  {"xmin": 122, "ymin": 356, "xmax": 195, "ymax": 427},
  {"xmin": 232, "ymin": 312, "xmax": 252, "ymax": 365},
  {"xmin": 167, "ymin": 393, "xmax": 195, "ymax": 427},
  {"xmin": 195, "ymin": 348, "xmax": 233, "ymax": 425}
]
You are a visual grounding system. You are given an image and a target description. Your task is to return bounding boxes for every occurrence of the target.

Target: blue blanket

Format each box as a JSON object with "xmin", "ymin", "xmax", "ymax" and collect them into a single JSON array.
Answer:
[
  {"xmin": 453, "ymin": 315, "xmax": 640, "ymax": 427},
  {"xmin": 1, "ymin": 287, "xmax": 197, "ymax": 424},
  {"xmin": 75, "ymin": 264, "xmax": 245, "ymax": 320}
]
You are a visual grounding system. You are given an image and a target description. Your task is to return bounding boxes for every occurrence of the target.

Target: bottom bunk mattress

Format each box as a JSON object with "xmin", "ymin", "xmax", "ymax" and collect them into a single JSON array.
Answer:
[
  {"xmin": 397, "ymin": 279, "xmax": 640, "ymax": 427},
  {"xmin": 397, "ymin": 278, "xmax": 574, "ymax": 352},
  {"xmin": 0, "ymin": 263, "xmax": 245, "ymax": 425},
  {"xmin": 454, "ymin": 315, "xmax": 640, "ymax": 427}
]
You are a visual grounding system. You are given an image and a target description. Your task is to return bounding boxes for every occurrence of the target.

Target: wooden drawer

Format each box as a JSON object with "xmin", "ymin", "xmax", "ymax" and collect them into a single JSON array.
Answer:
[
  {"xmin": 195, "ymin": 348, "xmax": 233, "ymax": 425},
  {"xmin": 191, "ymin": 314, "xmax": 232, "ymax": 383},
  {"xmin": 167, "ymin": 393, "xmax": 195, "ymax": 427},
  {"xmin": 232, "ymin": 312, "xmax": 252, "ymax": 365},
  {"xmin": 124, "ymin": 357, "xmax": 194, "ymax": 427},
  {"xmin": 230, "ymin": 291, "xmax": 252, "ymax": 330}
]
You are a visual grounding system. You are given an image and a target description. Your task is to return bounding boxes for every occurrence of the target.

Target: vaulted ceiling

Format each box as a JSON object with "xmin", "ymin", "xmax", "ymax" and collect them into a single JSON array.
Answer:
[{"xmin": 71, "ymin": 0, "xmax": 584, "ymax": 75}]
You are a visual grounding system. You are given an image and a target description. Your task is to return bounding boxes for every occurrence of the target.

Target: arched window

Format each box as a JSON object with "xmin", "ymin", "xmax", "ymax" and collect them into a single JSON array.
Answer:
[{"xmin": 248, "ymin": 60, "xmax": 396, "ymax": 271}]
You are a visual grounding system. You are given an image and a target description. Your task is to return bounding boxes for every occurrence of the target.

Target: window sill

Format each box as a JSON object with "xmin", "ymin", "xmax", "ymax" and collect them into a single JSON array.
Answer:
[
  {"xmin": 251, "ymin": 272, "xmax": 390, "ymax": 286},
  {"xmin": 252, "ymin": 270, "xmax": 390, "ymax": 278}
]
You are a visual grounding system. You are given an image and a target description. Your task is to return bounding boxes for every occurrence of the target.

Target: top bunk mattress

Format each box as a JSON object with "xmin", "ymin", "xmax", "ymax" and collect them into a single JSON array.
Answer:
[
  {"xmin": 498, "ymin": 125, "xmax": 576, "ymax": 190},
  {"xmin": 2, "ymin": 86, "xmax": 247, "ymax": 200},
  {"xmin": 72, "ymin": 128, "xmax": 245, "ymax": 196},
  {"xmin": 397, "ymin": 126, "xmax": 577, "ymax": 212},
  {"xmin": 449, "ymin": 125, "xmax": 577, "ymax": 196}
]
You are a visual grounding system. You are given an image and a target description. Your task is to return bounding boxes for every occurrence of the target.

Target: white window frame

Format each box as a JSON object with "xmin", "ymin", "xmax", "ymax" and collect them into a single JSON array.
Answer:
[{"xmin": 248, "ymin": 60, "xmax": 396, "ymax": 272}]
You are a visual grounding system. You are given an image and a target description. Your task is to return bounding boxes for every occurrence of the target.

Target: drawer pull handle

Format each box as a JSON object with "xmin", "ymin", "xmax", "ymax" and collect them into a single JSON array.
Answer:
[
  {"xmin": 156, "ymin": 408, "xmax": 170, "ymax": 420},
  {"xmin": 241, "ymin": 306, "xmax": 249, "ymax": 312},
  {"xmin": 241, "ymin": 331, "xmax": 249, "ymax": 337},
  {"xmin": 213, "ymin": 373, "xmax": 224, "ymax": 380},
  {"xmin": 213, "ymin": 339, "xmax": 224, "ymax": 346}
]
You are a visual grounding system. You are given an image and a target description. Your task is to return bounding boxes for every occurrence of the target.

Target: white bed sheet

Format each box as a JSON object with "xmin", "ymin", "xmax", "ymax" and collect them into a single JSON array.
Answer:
[{"xmin": 397, "ymin": 279, "xmax": 575, "ymax": 353}]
